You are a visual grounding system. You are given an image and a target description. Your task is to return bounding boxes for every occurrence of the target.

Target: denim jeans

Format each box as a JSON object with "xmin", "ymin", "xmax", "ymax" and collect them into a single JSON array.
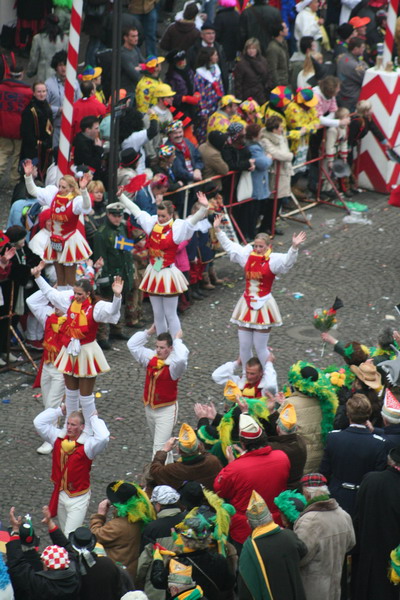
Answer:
[{"xmin": 133, "ymin": 8, "xmax": 157, "ymax": 57}]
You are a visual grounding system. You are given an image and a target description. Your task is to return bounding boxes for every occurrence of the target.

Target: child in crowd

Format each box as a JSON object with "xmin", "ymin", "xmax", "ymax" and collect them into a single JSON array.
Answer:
[
  {"xmin": 261, "ymin": 115, "xmax": 294, "ymax": 230},
  {"xmin": 324, "ymin": 107, "xmax": 351, "ymax": 197}
]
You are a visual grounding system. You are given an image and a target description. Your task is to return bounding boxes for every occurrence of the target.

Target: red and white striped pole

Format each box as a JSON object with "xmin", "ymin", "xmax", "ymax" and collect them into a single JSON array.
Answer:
[
  {"xmin": 57, "ymin": 0, "xmax": 83, "ymax": 178},
  {"xmin": 383, "ymin": 0, "xmax": 399, "ymax": 67}
]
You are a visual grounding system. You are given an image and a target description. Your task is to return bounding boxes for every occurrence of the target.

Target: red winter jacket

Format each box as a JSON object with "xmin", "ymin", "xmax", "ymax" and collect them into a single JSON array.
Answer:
[
  {"xmin": 214, "ymin": 445, "xmax": 290, "ymax": 544},
  {"xmin": 0, "ymin": 79, "xmax": 33, "ymax": 139}
]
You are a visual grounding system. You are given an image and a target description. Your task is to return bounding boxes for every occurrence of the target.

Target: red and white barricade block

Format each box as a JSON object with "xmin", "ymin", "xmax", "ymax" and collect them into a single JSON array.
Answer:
[{"xmin": 357, "ymin": 68, "xmax": 400, "ymax": 193}]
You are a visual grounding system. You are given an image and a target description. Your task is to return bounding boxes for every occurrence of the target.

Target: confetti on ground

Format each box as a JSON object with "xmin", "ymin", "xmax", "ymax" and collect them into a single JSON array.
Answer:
[
  {"xmin": 385, "ymin": 315, "xmax": 396, "ymax": 320},
  {"xmin": 114, "ymin": 417, "xmax": 124, "ymax": 421}
]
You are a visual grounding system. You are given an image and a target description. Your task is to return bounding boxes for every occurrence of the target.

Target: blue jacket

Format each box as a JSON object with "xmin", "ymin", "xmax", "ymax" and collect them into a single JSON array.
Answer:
[
  {"xmin": 247, "ymin": 142, "xmax": 272, "ymax": 200},
  {"xmin": 171, "ymin": 138, "xmax": 204, "ymax": 184},
  {"xmin": 319, "ymin": 425, "xmax": 387, "ymax": 517},
  {"xmin": 374, "ymin": 424, "xmax": 400, "ymax": 452},
  {"xmin": 135, "ymin": 187, "xmax": 157, "ymax": 215}
]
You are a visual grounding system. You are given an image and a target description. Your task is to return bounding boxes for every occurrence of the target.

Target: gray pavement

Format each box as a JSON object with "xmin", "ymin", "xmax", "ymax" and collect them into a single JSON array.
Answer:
[{"xmin": 0, "ymin": 186, "xmax": 399, "ymax": 541}]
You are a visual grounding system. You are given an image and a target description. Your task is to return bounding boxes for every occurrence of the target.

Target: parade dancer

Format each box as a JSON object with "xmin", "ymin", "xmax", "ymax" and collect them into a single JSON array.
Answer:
[
  {"xmin": 127, "ymin": 324, "xmax": 189, "ymax": 461},
  {"xmin": 23, "ymin": 159, "xmax": 93, "ymax": 289},
  {"xmin": 31, "ymin": 262, "xmax": 123, "ymax": 431},
  {"xmin": 119, "ymin": 188, "xmax": 209, "ymax": 336},
  {"xmin": 214, "ymin": 214, "xmax": 306, "ymax": 371},
  {"xmin": 27, "ymin": 289, "xmax": 66, "ymax": 454},
  {"xmin": 34, "ymin": 404, "xmax": 109, "ymax": 536}
]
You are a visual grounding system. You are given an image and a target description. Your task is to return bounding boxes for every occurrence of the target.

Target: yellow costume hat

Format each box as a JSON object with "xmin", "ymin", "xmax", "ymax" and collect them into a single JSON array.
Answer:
[
  {"xmin": 246, "ymin": 490, "xmax": 271, "ymax": 524},
  {"xmin": 223, "ymin": 380, "xmax": 242, "ymax": 401},
  {"xmin": 277, "ymin": 403, "xmax": 297, "ymax": 433},
  {"xmin": 220, "ymin": 94, "xmax": 241, "ymax": 107},
  {"xmin": 168, "ymin": 559, "xmax": 194, "ymax": 585},
  {"xmin": 153, "ymin": 83, "xmax": 176, "ymax": 98},
  {"xmin": 178, "ymin": 423, "xmax": 199, "ymax": 454}
]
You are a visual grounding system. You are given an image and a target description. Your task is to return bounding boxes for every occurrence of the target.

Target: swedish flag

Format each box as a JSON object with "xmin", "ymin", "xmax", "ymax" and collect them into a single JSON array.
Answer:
[{"xmin": 114, "ymin": 236, "xmax": 135, "ymax": 251}]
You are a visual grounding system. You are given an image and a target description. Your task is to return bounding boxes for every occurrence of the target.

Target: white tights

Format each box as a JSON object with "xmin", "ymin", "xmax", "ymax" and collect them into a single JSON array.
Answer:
[
  {"xmin": 65, "ymin": 388, "xmax": 79, "ymax": 415},
  {"xmin": 80, "ymin": 394, "xmax": 96, "ymax": 434},
  {"xmin": 238, "ymin": 328, "xmax": 270, "ymax": 371},
  {"xmin": 150, "ymin": 295, "xmax": 181, "ymax": 336}
]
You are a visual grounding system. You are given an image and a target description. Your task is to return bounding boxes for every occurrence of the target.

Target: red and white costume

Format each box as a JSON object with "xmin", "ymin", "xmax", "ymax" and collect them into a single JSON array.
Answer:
[
  {"xmin": 24, "ymin": 174, "xmax": 92, "ymax": 264},
  {"xmin": 216, "ymin": 231, "xmax": 299, "ymax": 330},
  {"xmin": 127, "ymin": 329, "xmax": 189, "ymax": 460},
  {"xmin": 33, "ymin": 406, "xmax": 109, "ymax": 536},
  {"xmin": 35, "ymin": 276, "xmax": 121, "ymax": 378},
  {"xmin": 119, "ymin": 193, "xmax": 208, "ymax": 296},
  {"xmin": 27, "ymin": 290, "xmax": 65, "ymax": 410},
  {"xmin": 212, "ymin": 359, "xmax": 278, "ymax": 396}
]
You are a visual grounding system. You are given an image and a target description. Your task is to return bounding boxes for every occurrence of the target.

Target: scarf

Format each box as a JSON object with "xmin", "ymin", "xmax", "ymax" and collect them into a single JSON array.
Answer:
[
  {"xmin": 177, "ymin": 586, "xmax": 203, "ymax": 600},
  {"xmin": 62, "ymin": 298, "xmax": 91, "ymax": 340}
]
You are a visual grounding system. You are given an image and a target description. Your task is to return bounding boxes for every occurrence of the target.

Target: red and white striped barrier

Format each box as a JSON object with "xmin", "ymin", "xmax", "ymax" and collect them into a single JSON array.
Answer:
[
  {"xmin": 57, "ymin": 0, "xmax": 83, "ymax": 178},
  {"xmin": 383, "ymin": 0, "xmax": 400, "ymax": 67},
  {"xmin": 358, "ymin": 69, "xmax": 400, "ymax": 193}
]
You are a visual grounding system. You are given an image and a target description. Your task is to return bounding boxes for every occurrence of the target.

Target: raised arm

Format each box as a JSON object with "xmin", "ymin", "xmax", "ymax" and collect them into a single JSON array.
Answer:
[
  {"xmin": 26, "ymin": 289, "xmax": 54, "ymax": 327},
  {"xmin": 212, "ymin": 359, "xmax": 240, "ymax": 385},
  {"xmin": 119, "ymin": 192, "xmax": 157, "ymax": 235},
  {"xmin": 169, "ymin": 332, "xmax": 189, "ymax": 380},
  {"xmin": 92, "ymin": 276, "xmax": 123, "ymax": 324},
  {"xmin": 269, "ymin": 232, "xmax": 306, "ymax": 275},
  {"xmin": 32, "ymin": 271, "xmax": 72, "ymax": 313},
  {"xmin": 215, "ymin": 229, "xmax": 250, "ymax": 268},
  {"xmin": 172, "ymin": 192, "xmax": 209, "ymax": 244},
  {"xmin": 84, "ymin": 415, "xmax": 110, "ymax": 460},
  {"xmin": 72, "ymin": 173, "xmax": 93, "ymax": 215},
  {"xmin": 33, "ymin": 407, "xmax": 63, "ymax": 446},
  {"xmin": 24, "ymin": 162, "xmax": 57, "ymax": 206},
  {"xmin": 127, "ymin": 328, "xmax": 155, "ymax": 367}
]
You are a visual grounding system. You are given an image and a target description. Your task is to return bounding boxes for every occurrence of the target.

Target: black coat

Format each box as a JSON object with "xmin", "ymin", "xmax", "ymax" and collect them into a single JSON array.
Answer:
[
  {"xmin": 6, "ymin": 531, "xmax": 80, "ymax": 600},
  {"xmin": 49, "ymin": 526, "xmax": 123, "ymax": 600},
  {"xmin": 234, "ymin": 54, "xmax": 272, "ymax": 106},
  {"xmin": 140, "ymin": 508, "xmax": 186, "ymax": 552},
  {"xmin": 353, "ymin": 467, "xmax": 400, "ymax": 600},
  {"xmin": 20, "ymin": 97, "xmax": 53, "ymax": 176},
  {"xmin": 8, "ymin": 548, "xmax": 43, "ymax": 600},
  {"xmin": 73, "ymin": 132, "xmax": 105, "ymax": 181},
  {"xmin": 151, "ymin": 549, "xmax": 235, "ymax": 600},
  {"xmin": 214, "ymin": 7, "xmax": 241, "ymax": 62},
  {"xmin": 221, "ymin": 144, "xmax": 252, "ymax": 172},
  {"xmin": 239, "ymin": 3, "xmax": 282, "ymax": 56},
  {"xmin": 238, "ymin": 527, "xmax": 307, "ymax": 600},
  {"xmin": 319, "ymin": 425, "xmax": 387, "ymax": 517}
]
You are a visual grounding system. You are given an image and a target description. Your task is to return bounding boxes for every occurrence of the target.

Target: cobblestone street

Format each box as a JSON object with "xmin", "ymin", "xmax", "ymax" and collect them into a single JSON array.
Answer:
[{"xmin": 0, "ymin": 189, "xmax": 399, "ymax": 540}]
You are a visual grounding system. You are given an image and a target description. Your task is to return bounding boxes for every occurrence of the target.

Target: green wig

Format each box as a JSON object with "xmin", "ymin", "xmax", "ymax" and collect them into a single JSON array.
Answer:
[
  {"xmin": 113, "ymin": 483, "xmax": 156, "ymax": 526},
  {"xmin": 274, "ymin": 490, "xmax": 307, "ymax": 524},
  {"xmin": 287, "ymin": 361, "xmax": 339, "ymax": 443}
]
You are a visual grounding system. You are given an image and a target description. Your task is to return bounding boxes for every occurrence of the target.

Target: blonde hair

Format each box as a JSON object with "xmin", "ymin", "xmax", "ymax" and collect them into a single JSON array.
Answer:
[
  {"xmin": 335, "ymin": 107, "xmax": 350, "ymax": 119},
  {"xmin": 88, "ymin": 180, "xmax": 105, "ymax": 194},
  {"xmin": 302, "ymin": 51, "xmax": 322, "ymax": 76},
  {"xmin": 254, "ymin": 233, "xmax": 270, "ymax": 245},
  {"xmin": 59, "ymin": 175, "xmax": 80, "ymax": 197},
  {"xmin": 244, "ymin": 38, "xmax": 261, "ymax": 55},
  {"xmin": 356, "ymin": 100, "xmax": 372, "ymax": 116}
]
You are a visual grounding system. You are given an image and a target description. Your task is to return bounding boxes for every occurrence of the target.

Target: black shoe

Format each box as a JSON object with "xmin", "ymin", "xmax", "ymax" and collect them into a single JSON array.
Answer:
[
  {"xmin": 191, "ymin": 289, "xmax": 204, "ymax": 300},
  {"xmin": 98, "ymin": 339, "xmax": 112, "ymax": 350},
  {"xmin": 109, "ymin": 332, "xmax": 130, "ymax": 341},
  {"xmin": 320, "ymin": 190, "xmax": 336, "ymax": 200}
]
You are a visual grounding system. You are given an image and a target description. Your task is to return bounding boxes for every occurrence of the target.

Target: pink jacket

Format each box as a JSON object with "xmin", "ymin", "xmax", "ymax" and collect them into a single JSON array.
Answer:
[{"xmin": 175, "ymin": 240, "xmax": 190, "ymax": 272}]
